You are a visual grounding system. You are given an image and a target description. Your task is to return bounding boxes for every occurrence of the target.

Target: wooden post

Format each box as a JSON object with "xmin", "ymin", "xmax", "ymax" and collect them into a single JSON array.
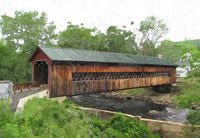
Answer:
[
  {"xmin": 28, "ymin": 85, "xmax": 31, "ymax": 91},
  {"xmin": 20, "ymin": 86, "xmax": 23, "ymax": 93}
]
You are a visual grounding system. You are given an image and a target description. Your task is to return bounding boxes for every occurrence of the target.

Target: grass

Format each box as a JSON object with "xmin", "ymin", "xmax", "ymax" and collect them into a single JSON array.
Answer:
[
  {"xmin": 175, "ymin": 78, "xmax": 200, "ymax": 108},
  {"xmin": 119, "ymin": 88, "xmax": 151, "ymax": 96}
]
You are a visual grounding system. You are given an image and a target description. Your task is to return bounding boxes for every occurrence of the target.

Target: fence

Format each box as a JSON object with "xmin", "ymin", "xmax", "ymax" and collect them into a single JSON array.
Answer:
[{"xmin": 13, "ymin": 83, "xmax": 40, "ymax": 94}]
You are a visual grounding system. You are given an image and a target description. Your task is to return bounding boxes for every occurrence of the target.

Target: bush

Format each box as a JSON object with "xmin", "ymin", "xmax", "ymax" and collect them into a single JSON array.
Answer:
[
  {"xmin": 0, "ymin": 98, "xmax": 91, "ymax": 137},
  {"xmin": 184, "ymin": 110, "xmax": 200, "ymax": 137},
  {"xmin": 175, "ymin": 79, "xmax": 200, "ymax": 108},
  {"xmin": 0, "ymin": 98, "xmax": 159, "ymax": 137},
  {"xmin": 91, "ymin": 113, "xmax": 160, "ymax": 138}
]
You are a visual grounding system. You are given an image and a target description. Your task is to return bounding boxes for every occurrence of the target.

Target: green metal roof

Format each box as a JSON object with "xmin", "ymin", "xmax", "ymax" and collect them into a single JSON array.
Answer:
[{"xmin": 38, "ymin": 46, "xmax": 177, "ymax": 66}]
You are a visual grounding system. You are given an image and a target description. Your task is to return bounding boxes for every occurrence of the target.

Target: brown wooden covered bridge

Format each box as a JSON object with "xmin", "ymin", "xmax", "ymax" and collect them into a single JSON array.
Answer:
[{"xmin": 29, "ymin": 46, "xmax": 177, "ymax": 97}]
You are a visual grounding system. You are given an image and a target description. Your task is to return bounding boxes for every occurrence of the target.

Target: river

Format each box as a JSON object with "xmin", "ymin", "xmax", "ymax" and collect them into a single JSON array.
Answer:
[{"xmin": 67, "ymin": 94, "xmax": 189, "ymax": 123}]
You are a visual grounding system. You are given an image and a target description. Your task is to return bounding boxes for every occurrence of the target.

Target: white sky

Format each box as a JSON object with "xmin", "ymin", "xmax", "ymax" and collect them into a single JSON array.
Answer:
[{"xmin": 1, "ymin": 0, "xmax": 200, "ymax": 41}]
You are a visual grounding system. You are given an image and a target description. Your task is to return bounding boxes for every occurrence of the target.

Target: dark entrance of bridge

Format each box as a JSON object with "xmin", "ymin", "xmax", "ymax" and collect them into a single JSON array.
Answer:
[{"xmin": 34, "ymin": 61, "xmax": 48, "ymax": 85}]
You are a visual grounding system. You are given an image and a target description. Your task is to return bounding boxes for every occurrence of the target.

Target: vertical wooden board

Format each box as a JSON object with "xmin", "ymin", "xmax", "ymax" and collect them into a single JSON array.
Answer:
[
  {"xmin": 111, "ymin": 80, "xmax": 115, "ymax": 90},
  {"xmin": 147, "ymin": 77, "xmax": 150, "ymax": 86},
  {"xmin": 77, "ymin": 81, "xmax": 81, "ymax": 95},
  {"xmin": 87, "ymin": 81, "xmax": 92, "ymax": 93},
  {"xmin": 72, "ymin": 82, "xmax": 76, "ymax": 95},
  {"xmin": 131, "ymin": 78, "xmax": 135, "ymax": 88},
  {"xmin": 115, "ymin": 79, "xmax": 120, "ymax": 90},
  {"xmin": 84, "ymin": 81, "xmax": 89, "ymax": 93},
  {"xmin": 120, "ymin": 79, "xmax": 124, "ymax": 89},
  {"xmin": 59, "ymin": 66, "xmax": 63, "ymax": 96},
  {"xmin": 137, "ymin": 78, "xmax": 141, "ymax": 87},
  {"xmin": 50, "ymin": 65, "xmax": 54, "ymax": 97},
  {"xmin": 140, "ymin": 78, "xmax": 144, "ymax": 87},
  {"xmin": 56, "ymin": 66, "xmax": 60, "ymax": 96},
  {"xmin": 54, "ymin": 66, "xmax": 59, "ymax": 97},
  {"xmin": 137, "ymin": 78, "xmax": 140, "ymax": 87},
  {"xmin": 100, "ymin": 80, "xmax": 105, "ymax": 92},
  {"xmin": 51, "ymin": 65, "xmax": 56, "ymax": 97},
  {"xmin": 143, "ymin": 78, "xmax": 146, "ymax": 87},
  {"xmin": 133, "ymin": 78, "xmax": 136, "ymax": 88},
  {"xmin": 152, "ymin": 78, "xmax": 156, "ymax": 86},
  {"xmin": 139, "ymin": 78, "xmax": 143, "ymax": 87},
  {"xmin": 128, "ymin": 79, "xmax": 132, "ymax": 89},
  {"xmin": 98, "ymin": 80, "xmax": 103, "ymax": 91},
  {"xmin": 93, "ymin": 81, "xmax": 98, "ymax": 92},
  {"xmin": 130, "ymin": 79, "xmax": 134, "ymax": 88},
  {"xmin": 76, "ymin": 82, "xmax": 82, "ymax": 95},
  {"xmin": 144, "ymin": 78, "xmax": 147, "ymax": 87},
  {"xmin": 124, "ymin": 79, "xmax": 128, "ymax": 89},
  {"xmin": 150, "ymin": 77, "xmax": 153, "ymax": 86},
  {"xmin": 157, "ymin": 77, "xmax": 161, "ymax": 85},
  {"xmin": 107, "ymin": 80, "xmax": 112, "ymax": 91},
  {"xmin": 101, "ymin": 80, "xmax": 107, "ymax": 92},
  {"xmin": 62, "ymin": 66, "xmax": 67, "ymax": 96},
  {"xmin": 75, "ymin": 81, "xmax": 80, "ymax": 95},
  {"xmin": 98, "ymin": 80, "xmax": 102, "ymax": 92}
]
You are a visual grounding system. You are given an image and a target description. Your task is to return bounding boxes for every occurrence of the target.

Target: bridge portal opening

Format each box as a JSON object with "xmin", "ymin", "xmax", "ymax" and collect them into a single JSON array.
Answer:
[{"xmin": 34, "ymin": 61, "xmax": 48, "ymax": 85}]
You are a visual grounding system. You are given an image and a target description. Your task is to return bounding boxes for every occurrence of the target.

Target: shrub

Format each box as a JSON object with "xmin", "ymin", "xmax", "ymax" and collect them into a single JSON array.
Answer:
[
  {"xmin": 91, "ymin": 113, "xmax": 160, "ymax": 138},
  {"xmin": 183, "ymin": 110, "xmax": 200, "ymax": 137},
  {"xmin": 175, "ymin": 79, "xmax": 200, "ymax": 108}
]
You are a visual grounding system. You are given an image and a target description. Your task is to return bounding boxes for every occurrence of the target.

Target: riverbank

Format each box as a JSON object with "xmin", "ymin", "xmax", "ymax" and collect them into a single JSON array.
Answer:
[{"xmin": 99, "ymin": 87, "xmax": 178, "ymax": 108}]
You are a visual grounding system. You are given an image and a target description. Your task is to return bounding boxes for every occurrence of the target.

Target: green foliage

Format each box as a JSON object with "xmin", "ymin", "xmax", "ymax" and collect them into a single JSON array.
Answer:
[
  {"xmin": 157, "ymin": 40, "xmax": 183, "ymax": 62},
  {"xmin": 181, "ymin": 41, "xmax": 200, "ymax": 78},
  {"xmin": 138, "ymin": 16, "xmax": 168, "ymax": 57},
  {"xmin": 91, "ymin": 113, "xmax": 160, "ymax": 138},
  {"xmin": 183, "ymin": 110, "xmax": 200, "ymax": 137},
  {"xmin": 0, "ymin": 10, "xmax": 57, "ymax": 82},
  {"xmin": 0, "ymin": 11, "xmax": 57, "ymax": 55},
  {"xmin": 0, "ymin": 39, "xmax": 31, "ymax": 82},
  {"xmin": 175, "ymin": 79, "xmax": 200, "ymax": 108},
  {"xmin": 58, "ymin": 22, "xmax": 98, "ymax": 50},
  {"xmin": 58, "ymin": 23, "xmax": 138, "ymax": 54},
  {"xmin": 0, "ymin": 98, "xmax": 159, "ymax": 137},
  {"xmin": 106, "ymin": 25, "xmax": 137, "ymax": 54},
  {"xmin": 0, "ymin": 98, "xmax": 91, "ymax": 137}
]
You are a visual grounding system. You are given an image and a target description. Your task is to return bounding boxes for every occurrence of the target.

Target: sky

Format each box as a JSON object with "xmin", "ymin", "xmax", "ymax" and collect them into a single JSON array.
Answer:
[{"xmin": 1, "ymin": 0, "xmax": 200, "ymax": 42}]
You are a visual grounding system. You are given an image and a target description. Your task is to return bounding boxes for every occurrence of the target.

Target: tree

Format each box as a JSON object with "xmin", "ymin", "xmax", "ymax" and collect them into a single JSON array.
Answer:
[
  {"xmin": 0, "ymin": 40, "xmax": 26, "ymax": 82},
  {"xmin": 0, "ymin": 11, "xmax": 57, "ymax": 57},
  {"xmin": 106, "ymin": 26, "xmax": 137, "ymax": 54},
  {"xmin": 0, "ymin": 11, "xmax": 57, "ymax": 82},
  {"xmin": 58, "ymin": 23, "xmax": 138, "ymax": 54},
  {"xmin": 157, "ymin": 40, "xmax": 182, "ymax": 62},
  {"xmin": 58, "ymin": 22, "xmax": 98, "ymax": 50},
  {"xmin": 137, "ymin": 16, "xmax": 168, "ymax": 56},
  {"xmin": 181, "ymin": 41, "xmax": 200, "ymax": 78}
]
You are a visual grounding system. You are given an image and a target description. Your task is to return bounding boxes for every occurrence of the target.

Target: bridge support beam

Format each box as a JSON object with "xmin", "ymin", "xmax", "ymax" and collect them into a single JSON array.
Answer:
[{"xmin": 151, "ymin": 84, "xmax": 172, "ymax": 93}]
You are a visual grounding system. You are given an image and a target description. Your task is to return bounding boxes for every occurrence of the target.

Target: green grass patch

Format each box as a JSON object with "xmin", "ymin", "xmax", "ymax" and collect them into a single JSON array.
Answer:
[
  {"xmin": 175, "ymin": 78, "xmax": 200, "ymax": 108},
  {"xmin": 119, "ymin": 88, "xmax": 150, "ymax": 96}
]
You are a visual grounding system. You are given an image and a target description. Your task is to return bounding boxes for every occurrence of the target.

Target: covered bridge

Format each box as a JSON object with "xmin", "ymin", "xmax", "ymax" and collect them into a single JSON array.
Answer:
[{"xmin": 29, "ymin": 46, "xmax": 177, "ymax": 97}]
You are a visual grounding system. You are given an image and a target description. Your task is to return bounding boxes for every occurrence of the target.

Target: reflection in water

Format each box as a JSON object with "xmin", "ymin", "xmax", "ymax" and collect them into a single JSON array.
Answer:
[{"xmin": 67, "ymin": 94, "xmax": 189, "ymax": 123}]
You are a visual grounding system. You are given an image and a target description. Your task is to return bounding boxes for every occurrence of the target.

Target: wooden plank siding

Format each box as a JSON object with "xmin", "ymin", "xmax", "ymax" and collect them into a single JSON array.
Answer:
[{"xmin": 50, "ymin": 64, "xmax": 176, "ymax": 97}]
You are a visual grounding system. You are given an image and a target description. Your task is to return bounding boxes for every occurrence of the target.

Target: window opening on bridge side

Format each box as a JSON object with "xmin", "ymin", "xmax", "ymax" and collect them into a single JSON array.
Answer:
[{"xmin": 72, "ymin": 72, "xmax": 170, "ymax": 81}]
